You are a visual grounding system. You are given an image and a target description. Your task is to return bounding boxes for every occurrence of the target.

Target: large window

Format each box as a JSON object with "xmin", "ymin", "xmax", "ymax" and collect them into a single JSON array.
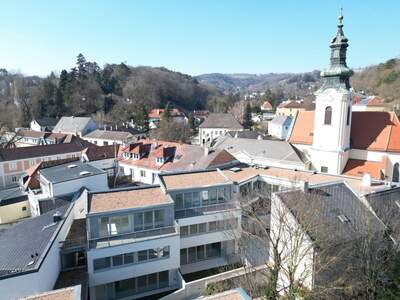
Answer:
[
  {"xmin": 93, "ymin": 246, "xmax": 170, "ymax": 272},
  {"xmin": 180, "ymin": 242, "xmax": 223, "ymax": 265},
  {"xmin": 180, "ymin": 219, "xmax": 238, "ymax": 238},
  {"xmin": 324, "ymin": 106, "xmax": 332, "ymax": 125},
  {"xmin": 174, "ymin": 188, "xmax": 230, "ymax": 211}
]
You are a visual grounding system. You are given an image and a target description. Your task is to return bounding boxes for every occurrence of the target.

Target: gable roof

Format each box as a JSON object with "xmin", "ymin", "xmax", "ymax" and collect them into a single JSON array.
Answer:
[
  {"xmin": 0, "ymin": 204, "xmax": 71, "ymax": 279},
  {"xmin": 83, "ymin": 129, "xmax": 133, "ymax": 141},
  {"xmin": 148, "ymin": 108, "xmax": 182, "ymax": 119},
  {"xmin": 33, "ymin": 117, "xmax": 58, "ymax": 127},
  {"xmin": 289, "ymin": 111, "xmax": 400, "ymax": 152},
  {"xmin": 53, "ymin": 117, "xmax": 94, "ymax": 133},
  {"xmin": 261, "ymin": 100, "xmax": 273, "ymax": 110},
  {"xmin": 277, "ymin": 100, "xmax": 305, "ymax": 109},
  {"xmin": 82, "ymin": 145, "xmax": 119, "ymax": 161},
  {"xmin": 269, "ymin": 115, "xmax": 292, "ymax": 126},
  {"xmin": 199, "ymin": 113, "xmax": 243, "ymax": 129}
]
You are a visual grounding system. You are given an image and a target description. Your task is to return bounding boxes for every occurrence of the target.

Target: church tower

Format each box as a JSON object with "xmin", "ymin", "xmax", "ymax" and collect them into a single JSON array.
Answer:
[{"xmin": 311, "ymin": 11, "xmax": 353, "ymax": 174}]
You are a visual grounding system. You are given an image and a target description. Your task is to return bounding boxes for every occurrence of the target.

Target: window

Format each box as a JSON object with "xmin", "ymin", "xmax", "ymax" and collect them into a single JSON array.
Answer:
[
  {"xmin": 144, "ymin": 211, "xmax": 153, "ymax": 230},
  {"xmin": 11, "ymin": 176, "xmax": 18, "ymax": 183},
  {"xmin": 93, "ymin": 257, "xmax": 111, "ymax": 271},
  {"xmin": 112, "ymin": 255, "xmax": 123, "ymax": 266},
  {"xmin": 197, "ymin": 245, "xmax": 205, "ymax": 260},
  {"xmin": 159, "ymin": 271, "xmax": 169, "ymax": 288},
  {"xmin": 140, "ymin": 170, "xmax": 146, "ymax": 177},
  {"xmin": 324, "ymin": 106, "xmax": 332, "ymax": 125},
  {"xmin": 184, "ymin": 192, "xmax": 193, "ymax": 208},
  {"xmin": 180, "ymin": 249, "xmax": 188, "ymax": 265},
  {"xmin": 175, "ymin": 193, "xmax": 184, "ymax": 209},
  {"xmin": 104, "ymin": 141, "xmax": 109, "ymax": 146},
  {"xmin": 138, "ymin": 250, "xmax": 148, "ymax": 262},
  {"xmin": 124, "ymin": 252, "xmax": 134, "ymax": 264},
  {"xmin": 321, "ymin": 166, "xmax": 328, "ymax": 173},
  {"xmin": 209, "ymin": 189, "xmax": 217, "ymax": 205},
  {"xmin": 198, "ymin": 223, "xmax": 207, "ymax": 233},
  {"xmin": 190, "ymin": 224, "xmax": 198, "ymax": 235},
  {"xmin": 109, "ymin": 216, "xmax": 130, "ymax": 235},
  {"xmin": 99, "ymin": 217, "xmax": 109, "ymax": 237},
  {"xmin": 134, "ymin": 212, "xmax": 143, "ymax": 231},
  {"xmin": 22, "ymin": 206, "xmax": 27, "ymax": 211},
  {"xmin": 149, "ymin": 249, "xmax": 158, "ymax": 260},
  {"xmin": 154, "ymin": 210, "xmax": 164, "ymax": 228},
  {"xmin": 115, "ymin": 278, "xmax": 136, "ymax": 298},
  {"xmin": 193, "ymin": 192, "xmax": 201, "ymax": 207},
  {"xmin": 393, "ymin": 163, "xmax": 400, "ymax": 183},
  {"xmin": 209, "ymin": 221, "xmax": 217, "ymax": 232}
]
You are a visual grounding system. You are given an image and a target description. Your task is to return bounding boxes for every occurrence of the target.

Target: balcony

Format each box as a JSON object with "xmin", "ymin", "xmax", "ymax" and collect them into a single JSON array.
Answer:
[
  {"xmin": 175, "ymin": 201, "xmax": 240, "ymax": 219},
  {"xmin": 88, "ymin": 222, "xmax": 179, "ymax": 249}
]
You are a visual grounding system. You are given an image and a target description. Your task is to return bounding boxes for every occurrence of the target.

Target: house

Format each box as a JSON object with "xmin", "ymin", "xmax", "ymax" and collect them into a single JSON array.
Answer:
[
  {"xmin": 225, "ymin": 130, "xmax": 265, "ymax": 140},
  {"xmin": 199, "ymin": 113, "xmax": 243, "ymax": 145},
  {"xmin": 30, "ymin": 117, "xmax": 58, "ymax": 132},
  {"xmin": 148, "ymin": 108, "xmax": 187, "ymax": 129},
  {"xmin": 0, "ymin": 186, "xmax": 30, "ymax": 225},
  {"xmin": 0, "ymin": 203, "xmax": 76, "ymax": 299},
  {"xmin": 260, "ymin": 100, "xmax": 273, "ymax": 112},
  {"xmin": 25, "ymin": 160, "xmax": 108, "ymax": 216},
  {"xmin": 276, "ymin": 100, "xmax": 306, "ymax": 117},
  {"xmin": 0, "ymin": 143, "xmax": 86, "ymax": 189},
  {"xmin": 82, "ymin": 129, "xmax": 136, "ymax": 146},
  {"xmin": 287, "ymin": 14, "xmax": 400, "ymax": 182},
  {"xmin": 53, "ymin": 117, "xmax": 97, "ymax": 137},
  {"xmin": 119, "ymin": 139, "xmax": 238, "ymax": 184},
  {"xmin": 15, "ymin": 130, "xmax": 73, "ymax": 147},
  {"xmin": 268, "ymin": 115, "xmax": 292, "ymax": 140},
  {"xmin": 271, "ymin": 182, "xmax": 386, "ymax": 294},
  {"xmin": 352, "ymin": 95, "xmax": 387, "ymax": 112},
  {"xmin": 213, "ymin": 136, "xmax": 308, "ymax": 170},
  {"xmin": 81, "ymin": 145, "xmax": 119, "ymax": 176}
]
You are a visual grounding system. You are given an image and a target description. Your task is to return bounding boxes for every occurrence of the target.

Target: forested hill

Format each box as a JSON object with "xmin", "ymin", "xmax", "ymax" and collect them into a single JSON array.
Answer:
[{"xmin": 0, "ymin": 54, "xmax": 227, "ymax": 130}]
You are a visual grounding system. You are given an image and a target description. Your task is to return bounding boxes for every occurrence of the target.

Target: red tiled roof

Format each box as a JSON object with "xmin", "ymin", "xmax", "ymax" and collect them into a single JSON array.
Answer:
[
  {"xmin": 261, "ymin": 100, "xmax": 273, "ymax": 110},
  {"xmin": 148, "ymin": 108, "xmax": 181, "ymax": 119},
  {"xmin": 278, "ymin": 100, "xmax": 304, "ymax": 109},
  {"xmin": 83, "ymin": 145, "xmax": 119, "ymax": 161},
  {"xmin": 289, "ymin": 111, "xmax": 400, "ymax": 152},
  {"xmin": 342, "ymin": 157, "xmax": 387, "ymax": 180}
]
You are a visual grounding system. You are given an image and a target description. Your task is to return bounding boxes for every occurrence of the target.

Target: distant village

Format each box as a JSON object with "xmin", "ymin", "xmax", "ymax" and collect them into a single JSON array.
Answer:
[{"xmin": 1, "ymin": 13, "xmax": 400, "ymax": 300}]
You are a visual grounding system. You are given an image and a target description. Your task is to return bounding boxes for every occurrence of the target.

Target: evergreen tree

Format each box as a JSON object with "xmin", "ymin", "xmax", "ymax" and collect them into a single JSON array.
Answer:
[
  {"xmin": 76, "ymin": 53, "xmax": 87, "ymax": 80},
  {"xmin": 162, "ymin": 102, "xmax": 172, "ymax": 121},
  {"xmin": 188, "ymin": 113, "xmax": 196, "ymax": 130},
  {"xmin": 243, "ymin": 102, "xmax": 253, "ymax": 129}
]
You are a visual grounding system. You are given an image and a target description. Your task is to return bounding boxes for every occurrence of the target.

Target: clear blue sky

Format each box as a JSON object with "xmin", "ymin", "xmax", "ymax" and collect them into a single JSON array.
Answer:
[{"xmin": 0, "ymin": 0, "xmax": 399, "ymax": 76}]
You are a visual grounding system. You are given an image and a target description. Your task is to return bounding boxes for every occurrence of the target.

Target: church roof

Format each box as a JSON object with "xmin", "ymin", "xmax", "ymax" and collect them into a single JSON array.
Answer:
[{"xmin": 289, "ymin": 111, "xmax": 400, "ymax": 153}]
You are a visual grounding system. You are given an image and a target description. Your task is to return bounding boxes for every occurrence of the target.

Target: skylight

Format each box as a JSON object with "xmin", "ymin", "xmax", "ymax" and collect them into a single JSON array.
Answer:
[
  {"xmin": 337, "ymin": 214, "xmax": 350, "ymax": 223},
  {"xmin": 68, "ymin": 164, "xmax": 78, "ymax": 168},
  {"xmin": 79, "ymin": 171, "xmax": 92, "ymax": 176}
]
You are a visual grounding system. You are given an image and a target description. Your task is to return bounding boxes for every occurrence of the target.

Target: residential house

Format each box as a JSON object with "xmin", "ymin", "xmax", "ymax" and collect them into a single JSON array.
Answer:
[
  {"xmin": 0, "ymin": 186, "xmax": 30, "ymax": 225},
  {"xmin": 30, "ymin": 117, "xmax": 58, "ymax": 132},
  {"xmin": 260, "ymin": 100, "xmax": 273, "ymax": 112},
  {"xmin": 213, "ymin": 136, "xmax": 309, "ymax": 170},
  {"xmin": 276, "ymin": 100, "xmax": 306, "ymax": 117},
  {"xmin": 352, "ymin": 95, "xmax": 387, "ymax": 112},
  {"xmin": 268, "ymin": 115, "xmax": 293, "ymax": 140},
  {"xmin": 270, "ymin": 182, "xmax": 385, "ymax": 294},
  {"xmin": 81, "ymin": 145, "xmax": 119, "ymax": 176},
  {"xmin": 148, "ymin": 108, "xmax": 187, "ymax": 129},
  {"xmin": 82, "ymin": 130, "xmax": 137, "ymax": 146},
  {"xmin": 53, "ymin": 117, "xmax": 97, "ymax": 137},
  {"xmin": 0, "ymin": 143, "xmax": 86, "ymax": 189},
  {"xmin": 199, "ymin": 113, "xmax": 243, "ymax": 146},
  {"xmin": 119, "ymin": 139, "xmax": 238, "ymax": 184}
]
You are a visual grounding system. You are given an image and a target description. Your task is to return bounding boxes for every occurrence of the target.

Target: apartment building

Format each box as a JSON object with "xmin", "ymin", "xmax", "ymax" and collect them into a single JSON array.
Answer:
[
  {"xmin": 199, "ymin": 113, "xmax": 243, "ymax": 146},
  {"xmin": 0, "ymin": 143, "xmax": 85, "ymax": 188}
]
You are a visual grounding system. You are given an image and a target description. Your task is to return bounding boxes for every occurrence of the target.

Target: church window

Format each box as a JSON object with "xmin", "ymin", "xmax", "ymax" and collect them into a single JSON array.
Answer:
[
  {"xmin": 393, "ymin": 163, "xmax": 399, "ymax": 183},
  {"xmin": 324, "ymin": 107, "xmax": 332, "ymax": 125}
]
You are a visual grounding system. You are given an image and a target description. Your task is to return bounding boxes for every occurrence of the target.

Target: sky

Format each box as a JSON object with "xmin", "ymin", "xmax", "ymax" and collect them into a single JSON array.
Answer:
[{"xmin": 0, "ymin": 0, "xmax": 399, "ymax": 77}]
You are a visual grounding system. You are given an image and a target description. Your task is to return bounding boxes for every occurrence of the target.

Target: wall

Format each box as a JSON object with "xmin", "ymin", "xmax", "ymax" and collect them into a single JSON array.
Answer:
[
  {"xmin": 120, "ymin": 163, "xmax": 159, "ymax": 185},
  {"xmin": 200, "ymin": 128, "xmax": 243, "ymax": 145},
  {"xmin": 0, "ymin": 200, "xmax": 30, "ymax": 224},
  {"xmin": 0, "ymin": 203, "xmax": 75, "ymax": 299},
  {"xmin": 51, "ymin": 173, "xmax": 108, "ymax": 198}
]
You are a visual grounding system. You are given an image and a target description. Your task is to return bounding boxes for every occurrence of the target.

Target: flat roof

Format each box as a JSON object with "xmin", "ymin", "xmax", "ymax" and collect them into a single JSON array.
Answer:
[
  {"xmin": 89, "ymin": 186, "xmax": 170, "ymax": 214},
  {"xmin": 222, "ymin": 166, "xmax": 389, "ymax": 196},
  {"xmin": 200, "ymin": 288, "xmax": 251, "ymax": 300},
  {"xmin": 40, "ymin": 161, "xmax": 105, "ymax": 184},
  {"xmin": 20, "ymin": 285, "xmax": 81, "ymax": 300},
  {"xmin": 160, "ymin": 170, "xmax": 231, "ymax": 190}
]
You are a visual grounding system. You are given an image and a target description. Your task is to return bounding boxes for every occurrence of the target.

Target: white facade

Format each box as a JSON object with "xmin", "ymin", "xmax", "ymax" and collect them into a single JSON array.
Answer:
[
  {"xmin": 268, "ymin": 118, "xmax": 292, "ymax": 140},
  {"xmin": 120, "ymin": 164, "xmax": 159, "ymax": 185},
  {"xmin": 311, "ymin": 88, "xmax": 352, "ymax": 174},
  {"xmin": 200, "ymin": 128, "xmax": 243, "ymax": 145}
]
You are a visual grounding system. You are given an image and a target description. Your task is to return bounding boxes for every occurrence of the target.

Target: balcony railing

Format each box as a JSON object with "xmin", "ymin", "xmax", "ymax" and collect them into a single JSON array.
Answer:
[
  {"xmin": 88, "ymin": 222, "xmax": 179, "ymax": 249},
  {"xmin": 175, "ymin": 201, "xmax": 240, "ymax": 219}
]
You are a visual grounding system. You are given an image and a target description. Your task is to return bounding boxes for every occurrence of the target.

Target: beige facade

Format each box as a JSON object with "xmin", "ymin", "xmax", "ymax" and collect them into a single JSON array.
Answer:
[
  {"xmin": 276, "ymin": 107, "xmax": 306, "ymax": 118},
  {"xmin": 0, "ymin": 200, "xmax": 30, "ymax": 224}
]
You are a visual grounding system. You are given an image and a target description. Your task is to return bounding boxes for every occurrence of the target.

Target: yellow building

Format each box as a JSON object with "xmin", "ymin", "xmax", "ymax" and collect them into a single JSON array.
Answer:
[
  {"xmin": 276, "ymin": 100, "xmax": 307, "ymax": 117},
  {"xmin": 0, "ymin": 187, "xmax": 30, "ymax": 225}
]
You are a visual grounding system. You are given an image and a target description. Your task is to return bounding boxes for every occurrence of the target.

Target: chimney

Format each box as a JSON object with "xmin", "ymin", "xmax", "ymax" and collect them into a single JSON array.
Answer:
[
  {"xmin": 53, "ymin": 211, "xmax": 62, "ymax": 223},
  {"xmin": 204, "ymin": 146, "xmax": 209, "ymax": 156},
  {"xmin": 301, "ymin": 181, "xmax": 309, "ymax": 192},
  {"xmin": 257, "ymin": 135, "xmax": 262, "ymax": 140},
  {"xmin": 362, "ymin": 173, "xmax": 372, "ymax": 187}
]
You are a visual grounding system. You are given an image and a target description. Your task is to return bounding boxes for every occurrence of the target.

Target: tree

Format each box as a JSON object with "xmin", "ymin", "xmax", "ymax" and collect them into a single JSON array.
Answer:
[
  {"xmin": 76, "ymin": 53, "xmax": 87, "ymax": 80},
  {"xmin": 242, "ymin": 103, "xmax": 253, "ymax": 129}
]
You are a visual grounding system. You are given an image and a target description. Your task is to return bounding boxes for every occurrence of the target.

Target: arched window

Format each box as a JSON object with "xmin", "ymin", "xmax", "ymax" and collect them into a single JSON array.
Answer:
[
  {"xmin": 393, "ymin": 163, "xmax": 399, "ymax": 182},
  {"xmin": 346, "ymin": 106, "xmax": 351, "ymax": 125},
  {"xmin": 324, "ymin": 106, "xmax": 332, "ymax": 125}
]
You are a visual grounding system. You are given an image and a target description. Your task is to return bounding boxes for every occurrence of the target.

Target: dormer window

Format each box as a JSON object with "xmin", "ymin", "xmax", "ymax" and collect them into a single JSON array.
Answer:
[
  {"xmin": 123, "ymin": 152, "xmax": 130, "ymax": 159},
  {"xmin": 156, "ymin": 157, "xmax": 164, "ymax": 164},
  {"xmin": 133, "ymin": 153, "xmax": 140, "ymax": 160}
]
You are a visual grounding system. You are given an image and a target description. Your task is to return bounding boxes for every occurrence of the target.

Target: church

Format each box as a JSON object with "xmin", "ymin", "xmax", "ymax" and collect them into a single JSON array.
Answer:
[{"xmin": 289, "ymin": 13, "xmax": 400, "ymax": 182}]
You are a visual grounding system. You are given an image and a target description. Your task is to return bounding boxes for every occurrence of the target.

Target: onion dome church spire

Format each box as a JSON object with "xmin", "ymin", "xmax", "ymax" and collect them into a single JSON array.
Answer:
[{"xmin": 320, "ymin": 9, "xmax": 353, "ymax": 91}]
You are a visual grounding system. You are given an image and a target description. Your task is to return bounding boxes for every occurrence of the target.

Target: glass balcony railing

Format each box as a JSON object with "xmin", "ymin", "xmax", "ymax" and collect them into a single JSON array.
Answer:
[
  {"xmin": 89, "ymin": 222, "xmax": 179, "ymax": 249},
  {"xmin": 175, "ymin": 201, "xmax": 240, "ymax": 219}
]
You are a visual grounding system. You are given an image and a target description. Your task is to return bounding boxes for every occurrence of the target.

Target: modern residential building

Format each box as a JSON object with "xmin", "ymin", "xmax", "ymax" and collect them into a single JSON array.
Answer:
[
  {"xmin": 199, "ymin": 113, "xmax": 243, "ymax": 146},
  {"xmin": 119, "ymin": 139, "xmax": 238, "ymax": 184},
  {"xmin": 53, "ymin": 117, "xmax": 97, "ymax": 137},
  {"xmin": 30, "ymin": 117, "xmax": 58, "ymax": 132},
  {"xmin": 0, "ymin": 143, "xmax": 86, "ymax": 189},
  {"xmin": 268, "ymin": 115, "xmax": 293, "ymax": 140},
  {"xmin": 82, "ymin": 130, "xmax": 136, "ymax": 146}
]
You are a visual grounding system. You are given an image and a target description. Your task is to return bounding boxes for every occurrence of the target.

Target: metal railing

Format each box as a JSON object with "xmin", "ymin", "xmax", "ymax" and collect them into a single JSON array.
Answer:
[
  {"xmin": 88, "ymin": 222, "xmax": 179, "ymax": 249},
  {"xmin": 175, "ymin": 201, "xmax": 239, "ymax": 219}
]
